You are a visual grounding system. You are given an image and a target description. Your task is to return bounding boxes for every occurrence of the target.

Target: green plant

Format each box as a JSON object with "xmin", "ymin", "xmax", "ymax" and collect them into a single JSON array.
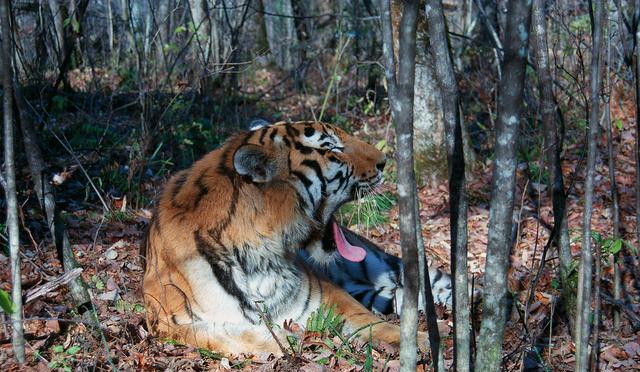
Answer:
[
  {"xmin": 48, "ymin": 344, "xmax": 81, "ymax": 371},
  {"xmin": 338, "ymin": 191, "xmax": 396, "ymax": 228},
  {"xmin": 161, "ymin": 338, "xmax": 184, "ymax": 346},
  {"xmin": 591, "ymin": 232, "xmax": 636, "ymax": 260},
  {"xmin": 114, "ymin": 300, "xmax": 145, "ymax": 314},
  {"xmin": 306, "ymin": 304, "xmax": 344, "ymax": 336},
  {"xmin": 90, "ymin": 275, "xmax": 105, "ymax": 290},
  {"xmin": 0, "ymin": 288, "xmax": 15, "ymax": 314},
  {"xmin": 197, "ymin": 347, "xmax": 224, "ymax": 360},
  {"xmin": 363, "ymin": 327, "xmax": 374, "ymax": 372}
]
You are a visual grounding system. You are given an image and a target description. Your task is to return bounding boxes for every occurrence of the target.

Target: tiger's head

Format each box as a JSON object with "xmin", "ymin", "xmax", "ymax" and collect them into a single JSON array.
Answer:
[{"xmin": 235, "ymin": 121, "xmax": 386, "ymax": 226}]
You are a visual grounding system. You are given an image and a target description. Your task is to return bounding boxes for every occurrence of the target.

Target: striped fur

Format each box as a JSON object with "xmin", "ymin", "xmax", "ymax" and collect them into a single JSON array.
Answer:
[
  {"xmin": 300, "ymin": 222, "xmax": 454, "ymax": 315},
  {"xmin": 142, "ymin": 121, "xmax": 428, "ymax": 355}
]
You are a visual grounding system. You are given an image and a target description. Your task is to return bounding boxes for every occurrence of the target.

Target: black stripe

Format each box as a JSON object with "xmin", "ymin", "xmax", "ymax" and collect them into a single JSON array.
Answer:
[
  {"xmin": 338, "ymin": 166, "xmax": 352, "ymax": 193},
  {"xmin": 433, "ymin": 269, "xmax": 443, "ymax": 285},
  {"xmin": 171, "ymin": 172, "xmax": 189, "ymax": 208},
  {"xmin": 194, "ymin": 231, "xmax": 255, "ymax": 321},
  {"xmin": 259, "ymin": 128, "xmax": 268, "ymax": 144},
  {"xmin": 192, "ymin": 175, "xmax": 209, "ymax": 209},
  {"xmin": 294, "ymin": 141, "xmax": 313, "ymax": 154},
  {"xmin": 327, "ymin": 171, "xmax": 345, "ymax": 190},
  {"xmin": 298, "ymin": 266, "xmax": 313, "ymax": 319},
  {"xmin": 360, "ymin": 256, "xmax": 370, "ymax": 283},
  {"xmin": 286, "ymin": 124, "xmax": 300, "ymax": 137},
  {"xmin": 292, "ymin": 170, "xmax": 315, "ymax": 206},
  {"xmin": 352, "ymin": 289, "xmax": 369, "ymax": 303},
  {"xmin": 207, "ymin": 175, "xmax": 240, "ymax": 244},
  {"xmin": 301, "ymin": 159, "xmax": 326, "ymax": 195},
  {"xmin": 364, "ymin": 287, "xmax": 385, "ymax": 309},
  {"xmin": 314, "ymin": 196, "xmax": 326, "ymax": 222},
  {"xmin": 380, "ymin": 298, "xmax": 394, "ymax": 315}
]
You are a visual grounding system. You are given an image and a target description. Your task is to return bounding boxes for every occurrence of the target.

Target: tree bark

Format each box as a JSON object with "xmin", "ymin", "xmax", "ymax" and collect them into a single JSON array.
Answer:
[
  {"xmin": 410, "ymin": 1, "xmax": 446, "ymax": 187},
  {"xmin": 106, "ymin": 0, "xmax": 114, "ymax": 55},
  {"xmin": 530, "ymin": 0, "xmax": 576, "ymax": 336},
  {"xmin": 0, "ymin": 0, "xmax": 25, "ymax": 363},
  {"xmin": 635, "ymin": 1, "xmax": 640, "ymax": 263},
  {"xmin": 52, "ymin": 0, "xmax": 89, "ymax": 91},
  {"xmin": 603, "ymin": 5, "xmax": 622, "ymax": 332},
  {"xmin": 381, "ymin": 0, "xmax": 422, "ymax": 369},
  {"xmin": 47, "ymin": 0, "xmax": 67, "ymax": 66},
  {"xmin": 424, "ymin": 1, "xmax": 471, "ymax": 370},
  {"xmin": 415, "ymin": 197, "xmax": 443, "ymax": 371},
  {"xmin": 575, "ymin": 0, "xmax": 604, "ymax": 369},
  {"xmin": 189, "ymin": 0, "xmax": 212, "ymax": 78},
  {"xmin": 476, "ymin": 0, "xmax": 531, "ymax": 370},
  {"xmin": 120, "ymin": 0, "xmax": 134, "ymax": 58},
  {"xmin": 262, "ymin": 0, "xmax": 299, "ymax": 71}
]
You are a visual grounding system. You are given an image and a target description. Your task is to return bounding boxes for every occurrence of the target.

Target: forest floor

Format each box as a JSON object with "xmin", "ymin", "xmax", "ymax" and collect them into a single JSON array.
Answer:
[{"xmin": 1, "ymin": 68, "xmax": 640, "ymax": 371}]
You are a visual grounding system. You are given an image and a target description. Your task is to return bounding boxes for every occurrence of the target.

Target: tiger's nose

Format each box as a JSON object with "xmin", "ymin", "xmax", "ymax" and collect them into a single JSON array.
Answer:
[{"xmin": 376, "ymin": 156, "xmax": 387, "ymax": 172}]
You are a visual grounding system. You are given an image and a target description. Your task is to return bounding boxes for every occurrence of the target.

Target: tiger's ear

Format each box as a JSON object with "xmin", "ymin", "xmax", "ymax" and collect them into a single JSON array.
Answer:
[{"xmin": 233, "ymin": 144, "xmax": 276, "ymax": 183}]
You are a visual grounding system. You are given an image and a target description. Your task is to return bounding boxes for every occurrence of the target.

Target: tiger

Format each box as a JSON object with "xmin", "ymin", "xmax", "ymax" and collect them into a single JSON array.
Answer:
[
  {"xmin": 142, "ymin": 121, "xmax": 429, "ymax": 355},
  {"xmin": 300, "ymin": 220, "xmax": 455, "ymax": 315}
]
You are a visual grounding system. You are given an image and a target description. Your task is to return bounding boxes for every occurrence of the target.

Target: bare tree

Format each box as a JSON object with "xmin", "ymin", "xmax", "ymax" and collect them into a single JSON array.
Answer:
[
  {"xmin": 603, "ymin": 6, "xmax": 622, "ymax": 332},
  {"xmin": 0, "ymin": 0, "xmax": 25, "ymax": 363},
  {"xmin": 262, "ymin": 0, "xmax": 299, "ymax": 71},
  {"xmin": 575, "ymin": 0, "xmax": 604, "ymax": 369},
  {"xmin": 530, "ymin": 0, "xmax": 575, "ymax": 334},
  {"xmin": 47, "ymin": 0, "xmax": 67, "ymax": 66},
  {"xmin": 106, "ymin": 0, "xmax": 115, "ymax": 55},
  {"xmin": 380, "ymin": 0, "xmax": 422, "ymax": 369},
  {"xmin": 635, "ymin": 1, "xmax": 640, "ymax": 262},
  {"xmin": 476, "ymin": 0, "xmax": 532, "ymax": 370},
  {"xmin": 189, "ymin": 0, "xmax": 213, "ymax": 89},
  {"xmin": 424, "ymin": 0, "xmax": 471, "ymax": 370}
]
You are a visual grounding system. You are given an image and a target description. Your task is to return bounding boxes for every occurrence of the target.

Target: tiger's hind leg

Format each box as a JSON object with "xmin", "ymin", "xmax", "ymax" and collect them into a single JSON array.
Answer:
[{"xmin": 319, "ymin": 279, "xmax": 429, "ymax": 353}]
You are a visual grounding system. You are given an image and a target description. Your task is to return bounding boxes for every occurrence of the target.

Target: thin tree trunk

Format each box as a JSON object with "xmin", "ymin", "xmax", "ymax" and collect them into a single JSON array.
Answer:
[
  {"xmin": 575, "ymin": 0, "xmax": 604, "ymax": 370},
  {"xmin": 262, "ymin": 0, "xmax": 299, "ymax": 71},
  {"xmin": 380, "ymin": 0, "xmax": 422, "ymax": 369},
  {"xmin": 603, "ymin": 4, "xmax": 622, "ymax": 332},
  {"xmin": 0, "ymin": 0, "xmax": 25, "ymax": 363},
  {"xmin": 425, "ymin": 0, "xmax": 471, "ymax": 370},
  {"xmin": 476, "ymin": 0, "xmax": 532, "ymax": 370},
  {"xmin": 635, "ymin": 3, "xmax": 640, "ymax": 262},
  {"xmin": 15, "ymin": 87, "xmax": 94, "ymax": 313},
  {"xmin": 67, "ymin": 0, "xmax": 83, "ymax": 67},
  {"xmin": 155, "ymin": 0, "xmax": 170, "ymax": 65},
  {"xmin": 52, "ymin": 0, "xmax": 89, "ymax": 91},
  {"xmin": 106, "ymin": 0, "xmax": 114, "ymax": 55},
  {"xmin": 415, "ymin": 197, "xmax": 443, "ymax": 371},
  {"xmin": 591, "ymin": 242, "xmax": 602, "ymax": 371},
  {"xmin": 531, "ymin": 0, "xmax": 575, "ymax": 335},
  {"xmin": 189, "ymin": 0, "xmax": 213, "ymax": 91},
  {"xmin": 143, "ymin": 2, "xmax": 152, "ymax": 58},
  {"xmin": 47, "ymin": 0, "xmax": 66, "ymax": 66}
]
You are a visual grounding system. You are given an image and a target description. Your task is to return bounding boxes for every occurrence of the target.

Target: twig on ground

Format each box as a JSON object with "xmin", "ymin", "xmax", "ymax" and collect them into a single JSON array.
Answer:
[{"xmin": 24, "ymin": 268, "xmax": 83, "ymax": 304}]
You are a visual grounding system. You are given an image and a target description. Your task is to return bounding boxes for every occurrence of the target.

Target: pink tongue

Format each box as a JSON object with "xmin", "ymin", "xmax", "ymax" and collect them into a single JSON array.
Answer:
[{"xmin": 332, "ymin": 222, "xmax": 367, "ymax": 262}]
